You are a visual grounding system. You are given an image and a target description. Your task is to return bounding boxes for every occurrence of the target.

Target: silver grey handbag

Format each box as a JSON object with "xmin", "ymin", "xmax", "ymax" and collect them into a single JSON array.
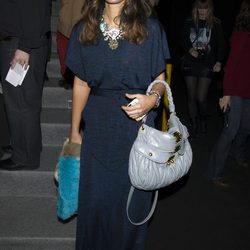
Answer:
[{"xmin": 127, "ymin": 80, "xmax": 193, "ymax": 225}]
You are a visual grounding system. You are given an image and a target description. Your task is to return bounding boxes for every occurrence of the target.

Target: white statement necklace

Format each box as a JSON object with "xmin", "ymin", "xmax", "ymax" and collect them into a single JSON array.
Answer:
[{"xmin": 100, "ymin": 16, "xmax": 124, "ymax": 50}]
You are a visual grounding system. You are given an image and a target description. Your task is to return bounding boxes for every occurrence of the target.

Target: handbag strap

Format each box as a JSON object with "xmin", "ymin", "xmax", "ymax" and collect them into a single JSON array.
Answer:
[
  {"xmin": 126, "ymin": 186, "xmax": 158, "ymax": 226},
  {"xmin": 143, "ymin": 80, "xmax": 175, "ymax": 123},
  {"xmin": 127, "ymin": 80, "xmax": 173, "ymax": 225}
]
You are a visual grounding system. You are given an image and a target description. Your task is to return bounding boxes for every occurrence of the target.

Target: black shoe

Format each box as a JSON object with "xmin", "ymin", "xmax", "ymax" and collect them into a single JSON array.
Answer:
[
  {"xmin": 2, "ymin": 145, "xmax": 13, "ymax": 153},
  {"xmin": 0, "ymin": 145, "xmax": 13, "ymax": 161},
  {"xmin": 0, "ymin": 158, "xmax": 38, "ymax": 171},
  {"xmin": 212, "ymin": 179, "xmax": 230, "ymax": 188}
]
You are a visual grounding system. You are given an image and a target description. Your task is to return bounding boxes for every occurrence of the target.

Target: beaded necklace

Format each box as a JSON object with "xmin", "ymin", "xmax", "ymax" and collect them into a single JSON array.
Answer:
[{"xmin": 100, "ymin": 16, "xmax": 124, "ymax": 50}]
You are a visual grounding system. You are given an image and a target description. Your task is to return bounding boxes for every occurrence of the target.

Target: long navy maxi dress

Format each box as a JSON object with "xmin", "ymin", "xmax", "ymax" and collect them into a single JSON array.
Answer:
[{"xmin": 65, "ymin": 18, "xmax": 170, "ymax": 250}]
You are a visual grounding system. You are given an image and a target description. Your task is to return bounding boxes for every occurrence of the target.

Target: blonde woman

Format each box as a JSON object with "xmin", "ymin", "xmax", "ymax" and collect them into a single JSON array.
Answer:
[{"xmin": 180, "ymin": 0, "xmax": 226, "ymax": 137}]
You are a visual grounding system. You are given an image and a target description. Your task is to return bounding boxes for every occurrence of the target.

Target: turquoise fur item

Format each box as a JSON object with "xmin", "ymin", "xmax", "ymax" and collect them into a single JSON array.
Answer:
[{"xmin": 57, "ymin": 156, "xmax": 80, "ymax": 220}]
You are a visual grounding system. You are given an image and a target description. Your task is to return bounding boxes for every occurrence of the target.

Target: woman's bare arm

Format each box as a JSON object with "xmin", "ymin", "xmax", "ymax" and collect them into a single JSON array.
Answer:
[{"xmin": 70, "ymin": 76, "xmax": 91, "ymax": 144}]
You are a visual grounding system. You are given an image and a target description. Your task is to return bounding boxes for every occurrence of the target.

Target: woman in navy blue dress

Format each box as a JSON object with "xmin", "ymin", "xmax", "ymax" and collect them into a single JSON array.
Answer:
[{"xmin": 65, "ymin": 0, "xmax": 170, "ymax": 249}]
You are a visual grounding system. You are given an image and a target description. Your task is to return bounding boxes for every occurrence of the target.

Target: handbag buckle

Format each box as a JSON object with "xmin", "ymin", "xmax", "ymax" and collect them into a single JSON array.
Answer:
[
  {"xmin": 173, "ymin": 131, "xmax": 182, "ymax": 143},
  {"xmin": 167, "ymin": 155, "xmax": 175, "ymax": 166}
]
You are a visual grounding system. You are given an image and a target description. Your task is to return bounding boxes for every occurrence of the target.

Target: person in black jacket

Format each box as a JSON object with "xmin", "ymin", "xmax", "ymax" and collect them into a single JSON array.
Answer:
[
  {"xmin": 0, "ymin": 0, "xmax": 51, "ymax": 170},
  {"xmin": 180, "ymin": 0, "xmax": 226, "ymax": 138}
]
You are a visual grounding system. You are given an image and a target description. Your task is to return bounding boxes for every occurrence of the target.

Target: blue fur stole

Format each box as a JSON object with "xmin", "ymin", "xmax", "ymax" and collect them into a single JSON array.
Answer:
[{"xmin": 57, "ymin": 156, "xmax": 80, "ymax": 220}]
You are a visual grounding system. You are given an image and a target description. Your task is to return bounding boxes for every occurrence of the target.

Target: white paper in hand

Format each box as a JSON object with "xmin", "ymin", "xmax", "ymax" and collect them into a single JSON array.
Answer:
[{"xmin": 5, "ymin": 63, "xmax": 29, "ymax": 87}]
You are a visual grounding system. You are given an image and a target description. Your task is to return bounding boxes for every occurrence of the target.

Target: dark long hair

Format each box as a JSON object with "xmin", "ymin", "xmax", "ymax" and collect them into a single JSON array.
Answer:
[
  {"xmin": 79, "ymin": 0, "xmax": 152, "ymax": 45},
  {"xmin": 234, "ymin": 0, "xmax": 250, "ymax": 32}
]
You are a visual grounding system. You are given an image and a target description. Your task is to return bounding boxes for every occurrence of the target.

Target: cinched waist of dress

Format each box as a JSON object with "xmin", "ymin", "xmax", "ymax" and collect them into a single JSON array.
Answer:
[{"xmin": 90, "ymin": 87, "xmax": 146, "ymax": 97}]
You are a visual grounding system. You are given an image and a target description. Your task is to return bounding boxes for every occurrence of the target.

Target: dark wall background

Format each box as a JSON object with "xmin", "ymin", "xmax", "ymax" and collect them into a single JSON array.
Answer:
[{"xmin": 155, "ymin": 0, "xmax": 243, "ymax": 64}]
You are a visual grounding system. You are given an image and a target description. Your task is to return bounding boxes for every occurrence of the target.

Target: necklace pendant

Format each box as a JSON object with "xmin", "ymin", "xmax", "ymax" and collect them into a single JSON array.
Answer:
[
  {"xmin": 100, "ymin": 16, "xmax": 123, "ymax": 50},
  {"xmin": 108, "ymin": 28, "xmax": 120, "ymax": 40},
  {"xmin": 108, "ymin": 39, "xmax": 119, "ymax": 50}
]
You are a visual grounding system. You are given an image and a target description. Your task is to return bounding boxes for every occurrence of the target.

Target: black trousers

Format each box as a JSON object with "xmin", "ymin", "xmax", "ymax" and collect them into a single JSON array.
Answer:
[
  {"xmin": 0, "ymin": 38, "xmax": 48, "ymax": 166},
  {"xmin": 0, "ymin": 93, "xmax": 10, "ymax": 149}
]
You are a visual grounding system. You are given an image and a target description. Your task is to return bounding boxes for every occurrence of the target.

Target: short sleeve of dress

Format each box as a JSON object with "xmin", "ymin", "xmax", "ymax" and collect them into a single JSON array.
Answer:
[
  {"xmin": 64, "ymin": 23, "xmax": 86, "ymax": 81},
  {"xmin": 149, "ymin": 19, "xmax": 171, "ymax": 79}
]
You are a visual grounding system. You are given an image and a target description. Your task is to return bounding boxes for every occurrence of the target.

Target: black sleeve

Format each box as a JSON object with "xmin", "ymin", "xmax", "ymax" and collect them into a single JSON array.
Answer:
[{"xmin": 17, "ymin": 0, "xmax": 50, "ymax": 53}]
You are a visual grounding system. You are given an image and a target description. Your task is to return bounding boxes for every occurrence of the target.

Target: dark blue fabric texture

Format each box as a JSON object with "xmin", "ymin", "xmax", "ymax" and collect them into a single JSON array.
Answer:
[
  {"xmin": 65, "ymin": 17, "xmax": 170, "ymax": 250},
  {"xmin": 65, "ymin": 18, "xmax": 170, "ymax": 88},
  {"xmin": 57, "ymin": 156, "xmax": 80, "ymax": 220}
]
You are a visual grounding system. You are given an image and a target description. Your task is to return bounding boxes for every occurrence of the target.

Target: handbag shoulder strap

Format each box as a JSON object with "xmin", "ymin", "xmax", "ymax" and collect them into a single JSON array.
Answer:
[
  {"xmin": 127, "ymin": 80, "xmax": 174, "ymax": 225},
  {"xmin": 126, "ymin": 186, "xmax": 158, "ymax": 226},
  {"xmin": 143, "ymin": 80, "xmax": 175, "ymax": 123}
]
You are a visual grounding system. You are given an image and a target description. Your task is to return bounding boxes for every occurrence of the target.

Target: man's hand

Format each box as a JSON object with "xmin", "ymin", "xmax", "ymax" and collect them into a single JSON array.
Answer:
[
  {"xmin": 11, "ymin": 49, "xmax": 30, "ymax": 69},
  {"xmin": 219, "ymin": 95, "xmax": 231, "ymax": 112}
]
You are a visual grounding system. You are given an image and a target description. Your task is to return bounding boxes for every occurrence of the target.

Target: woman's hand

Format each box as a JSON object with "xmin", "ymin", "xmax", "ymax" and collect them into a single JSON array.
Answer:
[
  {"xmin": 69, "ymin": 131, "xmax": 82, "ymax": 145},
  {"xmin": 219, "ymin": 95, "xmax": 230, "ymax": 112},
  {"xmin": 189, "ymin": 48, "xmax": 199, "ymax": 58},
  {"xmin": 121, "ymin": 93, "xmax": 158, "ymax": 121},
  {"xmin": 213, "ymin": 62, "xmax": 222, "ymax": 72}
]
